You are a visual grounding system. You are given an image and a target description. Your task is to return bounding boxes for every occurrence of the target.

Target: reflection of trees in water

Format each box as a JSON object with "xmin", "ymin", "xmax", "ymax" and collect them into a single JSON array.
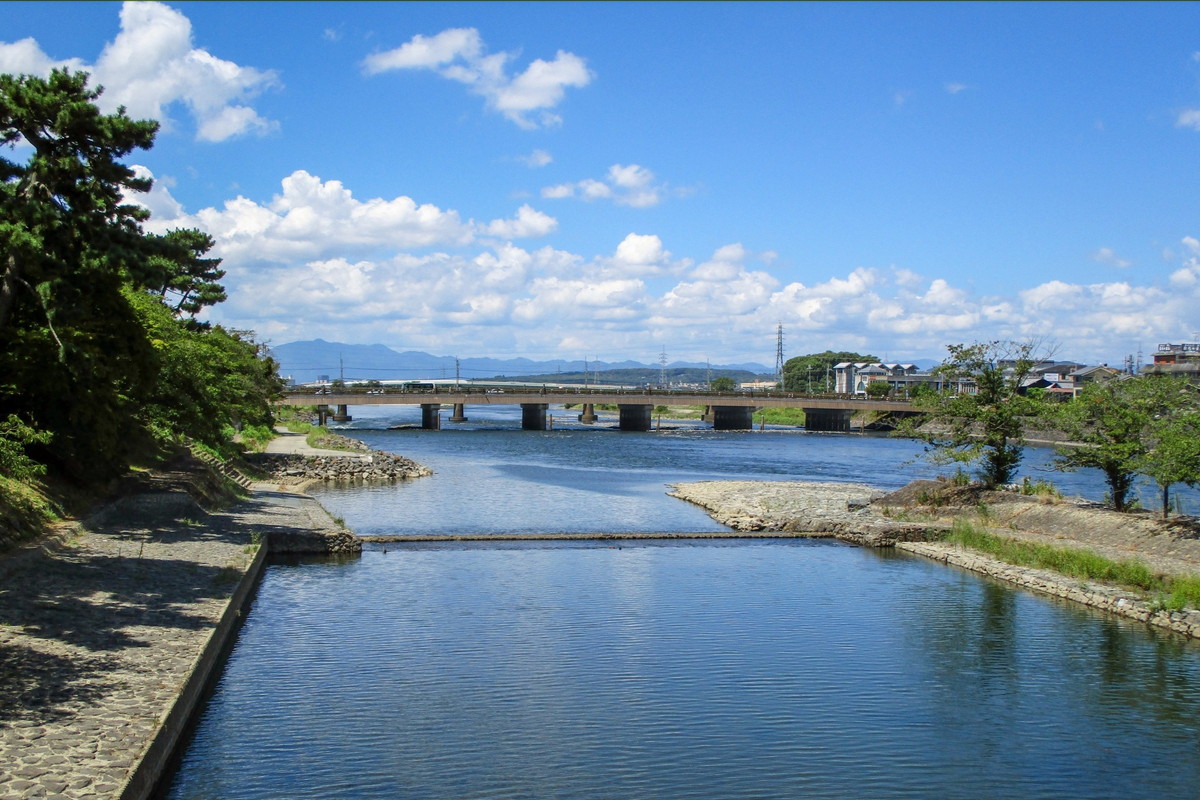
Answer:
[
  {"xmin": 1090, "ymin": 617, "xmax": 1200, "ymax": 730},
  {"xmin": 904, "ymin": 567, "xmax": 1200, "ymax": 788}
]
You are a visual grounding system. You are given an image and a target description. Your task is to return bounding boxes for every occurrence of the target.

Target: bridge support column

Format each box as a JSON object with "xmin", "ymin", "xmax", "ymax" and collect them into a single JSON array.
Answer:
[
  {"xmin": 711, "ymin": 405, "xmax": 754, "ymax": 430},
  {"xmin": 448, "ymin": 402, "xmax": 468, "ymax": 423},
  {"xmin": 578, "ymin": 403, "xmax": 597, "ymax": 424},
  {"xmin": 618, "ymin": 404, "xmax": 652, "ymax": 431},
  {"xmin": 316, "ymin": 404, "xmax": 330, "ymax": 426},
  {"xmin": 804, "ymin": 408, "xmax": 851, "ymax": 432},
  {"xmin": 521, "ymin": 403, "xmax": 548, "ymax": 430},
  {"xmin": 332, "ymin": 404, "xmax": 352, "ymax": 423},
  {"xmin": 420, "ymin": 404, "xmax": 442, "ymax": 430}
]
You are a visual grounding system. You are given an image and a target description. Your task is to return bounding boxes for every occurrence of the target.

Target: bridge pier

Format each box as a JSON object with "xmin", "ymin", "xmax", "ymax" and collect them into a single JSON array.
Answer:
[
  {"xmin": 711, "ymin": 405, "xmax": 754, "ymax": 430},
  {"xmin": 804, "ymin": 408, "xmax": 851, "ymax": 432},
  {"xmin": 578, "ymin": 403, "xmax": 597, "ymax": 424},
  {"xmin": 420, "ymin": 403, "xmax": 441, "ymax": 430},
  {"xmin": 332, "ymin": 404, "xmax": 352, "ymax": 423},
  {"xmin": 448, "ymin": 402, "xmax": 468, "ymax": 423},
  {"xmin": 521, "ymin": 403, "xmax": 548, "ymax": 430},
  {"xmin": 618, "ymin": 404, "xmax": 652, "ymax": 431}
]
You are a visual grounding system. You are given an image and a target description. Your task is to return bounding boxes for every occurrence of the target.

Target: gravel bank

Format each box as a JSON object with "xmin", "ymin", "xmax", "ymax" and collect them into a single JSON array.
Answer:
[{"xmin": 670, "ymin": 479, "xmax": 1200, "ymax": 639}]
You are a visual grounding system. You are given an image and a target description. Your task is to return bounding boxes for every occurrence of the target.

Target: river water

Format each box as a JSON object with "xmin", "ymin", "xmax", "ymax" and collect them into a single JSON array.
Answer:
[{"xmin": 165, "ymin": 405, "xmax": 1200, "ymax": 799}]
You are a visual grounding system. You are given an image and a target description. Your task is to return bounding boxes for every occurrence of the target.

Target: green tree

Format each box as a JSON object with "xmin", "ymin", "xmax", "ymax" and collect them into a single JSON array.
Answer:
[
  {"xmin": 1136, "ymin": 377, "xmax": 1200, "ymax": 518},
  {"xmin": 905, "ymin": 340, "xmax": 1050, "ymax": 488},
  {"xmin": 0, "ymin": 70, "xmax": 160, "ymax": 479},
  {"xmin": 143, "ymin": 228, "xmax": 227, "ymax": 316},
  {"xmin": 0, "ymin": 69, "xmax": 157, "ymax": 332},
  {"xmin": 782, "ymin": 351, "xmax": 876, "ymax": 393},
  {"xmin": 865, "ymin": 380, "xmax": 892, "ymax": 399},
  {"xmin": 1051, "ymin": 377, "xmax": 1151, "ymax": 511},
  {"xmin": 128, "ymin": 290, "xmax": 282, "ymax": 453},
  {"xmin": 710, "ymin": 376, "xmax": 736, "ymax": 392}
]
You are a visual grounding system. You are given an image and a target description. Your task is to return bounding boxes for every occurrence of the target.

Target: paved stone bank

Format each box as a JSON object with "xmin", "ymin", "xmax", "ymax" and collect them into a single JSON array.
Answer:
[{"xmin": 0, "ymin": 478, "xmax": 350, "ymax": 799}]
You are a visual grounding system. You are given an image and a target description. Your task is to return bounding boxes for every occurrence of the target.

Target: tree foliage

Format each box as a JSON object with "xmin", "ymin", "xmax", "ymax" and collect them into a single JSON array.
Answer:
[
  {"xmin": 0, "ymin": 70, "xmax": 281, "ymax": 484},
  {"xmin": 1134, "ymin": 377, "xmax": 1200, "ymax": 518},
  {"xmin": 1052, "ymin": 375, "xmax": 1200, "ymax": 516},
  {"xmin": 710, "ymin": 376, "xmax": 736, "ymax": 392},
  {"xmin": 906, "ymin": 340, "xmax": 1050, "ymax": 488},
  {"xmin": 1052, "ymin": 377, "xmax": 1151, "ymax": 511},
  {"xmin": 782, "ymin": 351, "xmax": 876, "ymax": 393}
]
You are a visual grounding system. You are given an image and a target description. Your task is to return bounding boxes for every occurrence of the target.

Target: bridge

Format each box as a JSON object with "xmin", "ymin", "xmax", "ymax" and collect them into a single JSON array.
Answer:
[{"xmin": 278, "ymin": 387, "xmax": 920, "ymax": 432}]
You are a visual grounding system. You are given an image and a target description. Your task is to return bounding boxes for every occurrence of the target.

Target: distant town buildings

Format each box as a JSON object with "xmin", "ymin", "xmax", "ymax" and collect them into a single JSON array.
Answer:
[
  {"xmin": 833, "ymin": 360, "xmax": 1124, "ymax": 399},
  {"xmin": 1142, "ymin": 343, "xmax": 1200, "ymax": 380}
]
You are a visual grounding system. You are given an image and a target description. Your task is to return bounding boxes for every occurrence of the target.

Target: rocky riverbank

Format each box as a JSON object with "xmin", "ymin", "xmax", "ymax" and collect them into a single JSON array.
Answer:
[
  {"xmin": 670, "ymin": 479, "xmax": 1200, "ymax": 639},
  {"xmin": 245, "ymin": 429, "xmax": 432, "ymax": 490}
]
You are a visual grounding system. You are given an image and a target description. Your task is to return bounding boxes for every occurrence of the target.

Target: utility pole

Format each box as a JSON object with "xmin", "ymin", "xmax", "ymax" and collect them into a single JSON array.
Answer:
[{"xmin": 775, "ymin": 322, "xmax": 785, "ymax": 387}]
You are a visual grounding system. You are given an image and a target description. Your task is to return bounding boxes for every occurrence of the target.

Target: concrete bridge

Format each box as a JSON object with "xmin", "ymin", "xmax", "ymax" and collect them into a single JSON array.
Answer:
[{"xmin": 278, "ymin": 388, "xmax": 920, "ymax": 432}]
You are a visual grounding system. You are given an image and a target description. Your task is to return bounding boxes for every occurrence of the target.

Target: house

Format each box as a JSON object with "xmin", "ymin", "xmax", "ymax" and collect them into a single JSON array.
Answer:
[{"xmin": 1142, "ymin": 343, "xmax": 1200, "ymax": 380}]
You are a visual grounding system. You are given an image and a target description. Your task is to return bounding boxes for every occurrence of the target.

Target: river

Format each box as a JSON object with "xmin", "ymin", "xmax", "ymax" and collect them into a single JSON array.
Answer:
[{"xmin": 164, "ymin": 405, "xmax": 1200, "ymax": 799}]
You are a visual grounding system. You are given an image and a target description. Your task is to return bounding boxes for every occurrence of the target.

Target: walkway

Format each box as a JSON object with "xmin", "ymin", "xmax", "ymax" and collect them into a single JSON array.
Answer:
[{"xmin": 0, "ymin": 455, "xmax": 341, "ymax": 799}]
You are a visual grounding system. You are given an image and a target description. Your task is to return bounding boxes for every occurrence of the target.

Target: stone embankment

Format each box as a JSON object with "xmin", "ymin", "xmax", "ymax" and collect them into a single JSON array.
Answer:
[
  {"xmin": 0, "ymin": 434, "xmax": 431, "ymax": 799},
  {"xmin": 670, "ymin": 478, "xmax": 1200, "ymax": 640}
]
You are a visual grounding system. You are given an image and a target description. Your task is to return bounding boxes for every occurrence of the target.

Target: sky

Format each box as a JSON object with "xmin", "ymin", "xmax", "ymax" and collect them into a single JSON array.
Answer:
[{"xmin": 5, "ymin": 1, "xmax": 1200, "ymax": 368}]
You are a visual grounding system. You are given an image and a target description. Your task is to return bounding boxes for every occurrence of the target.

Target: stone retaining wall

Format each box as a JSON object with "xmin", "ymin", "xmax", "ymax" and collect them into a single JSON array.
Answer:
[{"xmin": 901, "ymin": 541, "xmax": 1200, "ymax": 639}]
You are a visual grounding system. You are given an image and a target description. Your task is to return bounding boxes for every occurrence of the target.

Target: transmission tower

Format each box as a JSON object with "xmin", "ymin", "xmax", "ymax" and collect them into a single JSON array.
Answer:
[
  {"xmin": 775, "ymin": 323, "xmax": 785, "ymax": 385},
  {"xmin": 659, "ymin": 348, "xmax": 668, "ymax": 389}
]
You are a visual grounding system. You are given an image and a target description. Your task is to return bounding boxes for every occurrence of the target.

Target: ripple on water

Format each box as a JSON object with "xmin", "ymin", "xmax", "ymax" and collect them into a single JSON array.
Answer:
[{"xmin": 168, "ymin": 542, "xmax": 1200, "ymax": 800}]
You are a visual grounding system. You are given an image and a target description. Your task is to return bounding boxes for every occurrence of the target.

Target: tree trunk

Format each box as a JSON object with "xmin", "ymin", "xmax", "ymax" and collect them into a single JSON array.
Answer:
[
  {"xmin": 1162, "ymin": 485, "xmax": 1171, "ymax": 520},
  {"xmin": 0, "ymin": 253, "xmax": 21, "ymax": 333}
]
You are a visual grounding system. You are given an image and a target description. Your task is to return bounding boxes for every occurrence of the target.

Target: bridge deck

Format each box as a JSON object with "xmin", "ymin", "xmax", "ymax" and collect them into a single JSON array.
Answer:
[{"xmin": 280, "ymin": 389, "xmax": 915, "ymax": 412}]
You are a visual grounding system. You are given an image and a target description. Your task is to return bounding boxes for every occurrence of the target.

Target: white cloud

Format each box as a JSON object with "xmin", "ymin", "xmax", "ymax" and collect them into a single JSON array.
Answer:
[
  {"xmin": 137, "ymin": 168, "xmax": 474, "ymax": 264},
  {"xmin": 1178, "ymin": 109, "xmax": 1200, "ymax": 131},
  {"xmin": 945, "ymin": 82, "xmax": 968, "ymax": 94},
  {"xmin": 142, "ymin": 162, "xmax": 1200, "ymax": 365},
  {"xmin": 483, "ymin": 204, "xmax": 558, "ymax": 240},
  {"xmin": 614, "ymin": 234, "xmax": 669, "ymax": 268},
  {"xmin": 541, "ymin": 163, "xmax": 672, "ymax": 207},
  {"xmin": 363, "ymin": 27, "xmax": 592, "ymax": 129},
  {"xmin": 0, "ymin": 2, "xmax": 279, "ymax": 142},
  {"xmin": 1090, "ymin": 246, "xmax": 1132, "ymax": 268},
  {"xmin": 518, "ymin": 149, "xmax": 553, "ymax": 168}
]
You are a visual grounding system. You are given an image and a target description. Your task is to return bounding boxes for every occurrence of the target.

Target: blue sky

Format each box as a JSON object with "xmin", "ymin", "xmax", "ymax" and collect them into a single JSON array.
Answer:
[{"xmin": 5, "ymin": 1, "xmax": 1200, "ymax": 367}]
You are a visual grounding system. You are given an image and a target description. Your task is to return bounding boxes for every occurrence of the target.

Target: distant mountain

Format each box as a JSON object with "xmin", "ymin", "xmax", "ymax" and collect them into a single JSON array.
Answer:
[{"xmin": 270, "ymin": 339, "xmax": 773, "ymax": 384}]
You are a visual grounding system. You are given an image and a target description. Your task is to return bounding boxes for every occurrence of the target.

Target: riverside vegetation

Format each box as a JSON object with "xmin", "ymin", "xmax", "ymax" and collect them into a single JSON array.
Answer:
[{"xmin": 0, "ymin": 70, "xmax": 284, "ymax": 545}]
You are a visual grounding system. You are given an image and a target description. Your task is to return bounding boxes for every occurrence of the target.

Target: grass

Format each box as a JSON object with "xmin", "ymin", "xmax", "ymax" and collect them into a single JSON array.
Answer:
[
  {"xmin": 944, "ymin": 518, "xmax": 1200, "ymax": 611},
  {"xmin": 759, "ymin": 407, "xmax": 806, "ymax": 426}
]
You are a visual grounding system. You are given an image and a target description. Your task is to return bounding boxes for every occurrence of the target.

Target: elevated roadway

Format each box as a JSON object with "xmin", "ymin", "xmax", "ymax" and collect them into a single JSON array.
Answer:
[{"xmin": 279, "ymin": 388, "xmax": 919, "ymax": 432}]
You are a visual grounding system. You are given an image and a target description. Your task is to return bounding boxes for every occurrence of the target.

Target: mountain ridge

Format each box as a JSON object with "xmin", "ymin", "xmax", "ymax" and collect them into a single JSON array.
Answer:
[{"xmin": 270, "ymin": 339, "xmax": 774, "ymax": 384}]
